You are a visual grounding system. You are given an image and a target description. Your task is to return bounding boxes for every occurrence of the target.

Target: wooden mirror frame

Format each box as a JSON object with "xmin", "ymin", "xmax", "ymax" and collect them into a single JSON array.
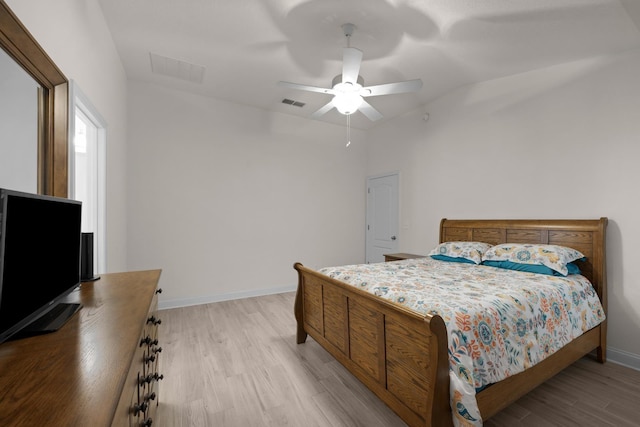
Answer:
[{"xmin": 0, "ymin": 1, "xmax": 68, "ymax": 197}]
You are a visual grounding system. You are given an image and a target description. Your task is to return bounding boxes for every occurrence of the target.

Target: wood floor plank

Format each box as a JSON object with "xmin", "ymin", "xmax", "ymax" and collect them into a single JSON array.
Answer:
[{"xmin": 157, "ymin": 292, "xmax": 640, "ymax": 426}]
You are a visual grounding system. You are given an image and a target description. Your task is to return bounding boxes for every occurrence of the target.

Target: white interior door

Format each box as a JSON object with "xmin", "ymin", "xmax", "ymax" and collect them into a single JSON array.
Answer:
[{"xmin": 366, "ymin": 173, "xmax": 399, "ymax": 263}]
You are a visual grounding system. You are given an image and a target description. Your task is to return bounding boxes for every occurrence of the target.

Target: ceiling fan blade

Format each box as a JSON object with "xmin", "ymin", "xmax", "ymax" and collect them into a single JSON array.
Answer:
[
  {"xmin": 278, "ymin": 81, "xmax": 334, "ymax": 95},
  {"xmin": 311, "ymin": 101, "xmax": 335, "ymax": 119},
  {"xmin": 361, "ymin": 79, "xmax": 423, "ymax": 97},
  {"xmin": 342, "ymin": 47, "xmax": 363, "ymax": 84},
  {"xmin": 358, "ymin": 100, "xmax": 383, "ymax": 121}
]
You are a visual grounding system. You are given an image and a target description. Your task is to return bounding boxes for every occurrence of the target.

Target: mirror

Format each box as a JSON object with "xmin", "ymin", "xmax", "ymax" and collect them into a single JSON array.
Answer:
[
  {"xmin": 0, "ymin": 47, "xmax": 39, "ymax": 192},
  {"xmin": 0, "ymin": 1, "xmax": 69, "ymax": 196}
]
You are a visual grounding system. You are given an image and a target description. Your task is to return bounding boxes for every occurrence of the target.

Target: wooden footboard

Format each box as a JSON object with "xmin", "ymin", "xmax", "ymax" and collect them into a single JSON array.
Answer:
[{"xmin": 294, "ymin": 263, "xmax": 452, "ymax": 427}]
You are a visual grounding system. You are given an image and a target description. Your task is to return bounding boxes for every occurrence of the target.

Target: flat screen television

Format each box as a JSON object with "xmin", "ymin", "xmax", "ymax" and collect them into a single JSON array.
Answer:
[{"xmin": 0, "ymin": 188, "xmax": 83, "ymax": 343}]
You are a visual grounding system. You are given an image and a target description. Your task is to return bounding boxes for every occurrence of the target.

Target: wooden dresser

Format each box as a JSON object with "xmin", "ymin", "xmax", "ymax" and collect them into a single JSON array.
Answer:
[{"xmin": 0, "ymin": 269, "xmax": 163, "ymax": 426}]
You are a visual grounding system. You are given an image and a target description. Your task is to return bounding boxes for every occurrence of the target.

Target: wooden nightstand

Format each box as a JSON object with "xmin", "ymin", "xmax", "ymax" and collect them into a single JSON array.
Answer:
[{"xmin": 384, "ymin": 253, "xmax": 426, "ymax": 262}]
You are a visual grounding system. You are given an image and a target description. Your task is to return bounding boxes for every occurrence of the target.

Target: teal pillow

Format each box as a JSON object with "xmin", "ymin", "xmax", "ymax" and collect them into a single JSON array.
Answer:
[
  {"xmin": 431, "ymin": 254, "xmax": 477, "ymax": 264},
  {"xmin": 566, "ymin": 262, "xmax": 582, "ymax": 275},
  {"xmin": 482, "ymin": 260, "xmax": 582, "ymax": 277}
]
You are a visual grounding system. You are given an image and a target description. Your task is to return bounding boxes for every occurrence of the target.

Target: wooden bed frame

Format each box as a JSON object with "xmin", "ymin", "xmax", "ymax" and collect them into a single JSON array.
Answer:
[{"xmin": 294, "ymin": 218, "xmax": 608, "ymax": 427}]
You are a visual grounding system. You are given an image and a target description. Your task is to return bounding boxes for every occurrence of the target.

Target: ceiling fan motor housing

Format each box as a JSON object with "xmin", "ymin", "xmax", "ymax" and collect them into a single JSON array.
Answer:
[{"xmin": 332, "ymin": 74, "xmax": 364, "ymax": 88}]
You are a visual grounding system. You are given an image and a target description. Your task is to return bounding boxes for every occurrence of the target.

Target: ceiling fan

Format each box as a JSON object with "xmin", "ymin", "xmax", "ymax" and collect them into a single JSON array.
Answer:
[{"xmin": 278, "ymin": 23, "xmax": 423, "ymax": 122}]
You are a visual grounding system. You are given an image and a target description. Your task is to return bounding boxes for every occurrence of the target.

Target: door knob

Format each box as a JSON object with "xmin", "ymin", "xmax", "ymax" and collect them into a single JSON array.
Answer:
[{"xmin": 391, "ymin": 236, "xmax": 396, "ymax": 241}]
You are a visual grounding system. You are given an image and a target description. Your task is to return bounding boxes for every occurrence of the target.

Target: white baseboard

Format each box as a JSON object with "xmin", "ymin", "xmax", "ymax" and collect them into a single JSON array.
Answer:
[
  {"xmin": 607, "ymin": 346, "xmax": 640, "ymax": 371},
  {"xmin": 158, "ymin": 285, "xmax": 297, "ymax": 310}
]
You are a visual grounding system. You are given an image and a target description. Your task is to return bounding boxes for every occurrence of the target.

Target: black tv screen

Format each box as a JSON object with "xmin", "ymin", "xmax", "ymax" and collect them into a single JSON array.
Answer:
[{"xmin": 0, "ymin": 188, "xmax": 82, "ymax": 343}]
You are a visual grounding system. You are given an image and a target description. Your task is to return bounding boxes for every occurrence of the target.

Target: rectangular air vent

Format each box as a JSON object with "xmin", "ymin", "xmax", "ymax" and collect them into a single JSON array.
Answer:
[
  {"xmin": 149, "ymin": 53, "xmax": 205, "ymax": 84},
  {"xmin": 282, "ymin": 98, "xmax": 306, "ymax": 108}
]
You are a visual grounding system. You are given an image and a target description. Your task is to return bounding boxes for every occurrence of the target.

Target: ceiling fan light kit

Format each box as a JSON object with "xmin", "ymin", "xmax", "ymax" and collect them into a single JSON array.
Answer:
[
  {"xmin": 278, "ymin": 23, "xmax": 423, "ymax": 122},
  {"xmin": 333, "ymin": 92, "xmax": 362, "ymax": 115},
  {"xmin": 332, "ymin": 76, "xmax": 364, "ymax": 115}
]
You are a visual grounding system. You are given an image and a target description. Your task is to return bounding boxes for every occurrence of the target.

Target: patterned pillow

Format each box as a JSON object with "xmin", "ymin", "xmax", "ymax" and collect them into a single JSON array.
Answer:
[
  {"xmin": 428, "ymin": 241, "xmax": 493, "ymax": 265},
  {"xmin": 482, "ymin": 243, "xmax": 585, "ymax": 276}
]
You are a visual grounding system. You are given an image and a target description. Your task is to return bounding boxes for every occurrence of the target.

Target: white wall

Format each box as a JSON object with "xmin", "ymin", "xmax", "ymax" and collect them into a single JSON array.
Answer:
[
  {"xmin": 7, "ymin": 0, "xmax": 130, "ymax": 272},
  {"xmin": 367, "ymin": 49, "xmax": 640, "ymax": 365},
  {"xmin": 127, "ymin": 81, "xmax": 367, "ymax": 308}
]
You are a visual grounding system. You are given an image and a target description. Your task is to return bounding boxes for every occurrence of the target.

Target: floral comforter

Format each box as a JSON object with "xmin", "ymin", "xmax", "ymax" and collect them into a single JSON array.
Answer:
[{"xmin": 318, "ymin": 258, "xmax": 605, "ymax": 427}]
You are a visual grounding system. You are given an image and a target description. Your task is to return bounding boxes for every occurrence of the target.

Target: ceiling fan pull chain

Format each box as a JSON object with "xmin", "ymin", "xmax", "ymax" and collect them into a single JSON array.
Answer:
[{"xmin": 346, "ymin": 114, "xmax": 351, "ymax": 147}]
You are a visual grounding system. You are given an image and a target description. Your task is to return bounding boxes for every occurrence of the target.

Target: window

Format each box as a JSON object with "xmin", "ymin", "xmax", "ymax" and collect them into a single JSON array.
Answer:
[{"xmin": 69, "ymin": 82, "xmax": 107, "ymax": 274}]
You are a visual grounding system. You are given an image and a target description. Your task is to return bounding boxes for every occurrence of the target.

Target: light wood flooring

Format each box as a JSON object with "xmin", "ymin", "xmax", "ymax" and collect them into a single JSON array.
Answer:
[{"xmin": 157, "ymin": 292, "xmax": 640, "ymax": 426}]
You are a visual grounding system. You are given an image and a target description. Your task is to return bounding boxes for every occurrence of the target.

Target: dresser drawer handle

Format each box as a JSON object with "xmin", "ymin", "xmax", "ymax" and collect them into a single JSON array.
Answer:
[
  {"xmin": 132, "ymin": 401, "xmax": 148, "ymax": 416},
  {"xmin": 139, "ymin": 375, "xmax": 153, "ymax": 385},
  {"xmin": 147, "ymin": 316, "xmax": 162, "ymax": 325},
  {"xmin": 141, "ymin": 338, "xmax": 159, "ymax": 347}
]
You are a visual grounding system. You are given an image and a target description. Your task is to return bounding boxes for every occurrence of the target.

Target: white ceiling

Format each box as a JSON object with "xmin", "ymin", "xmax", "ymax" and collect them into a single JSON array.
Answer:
[{"xmin": 97, "ymin": 0, "xmax": 640, "ymax": 130}]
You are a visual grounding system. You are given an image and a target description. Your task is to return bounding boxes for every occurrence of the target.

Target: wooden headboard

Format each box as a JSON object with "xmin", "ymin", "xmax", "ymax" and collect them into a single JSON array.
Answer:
[{"xmin": 439, "ymin": 218, "xmax": 608, "ymax": 313}]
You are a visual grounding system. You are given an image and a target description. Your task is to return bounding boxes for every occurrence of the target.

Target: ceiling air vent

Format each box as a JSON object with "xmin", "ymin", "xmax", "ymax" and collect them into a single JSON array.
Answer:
[
  {"xmin": 282, "ymin": 98, "xmax": 306, "ymax": 108},
  {"xmin": 149, "ymin": 52, "xmax": 205, "ymax": 84}
]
